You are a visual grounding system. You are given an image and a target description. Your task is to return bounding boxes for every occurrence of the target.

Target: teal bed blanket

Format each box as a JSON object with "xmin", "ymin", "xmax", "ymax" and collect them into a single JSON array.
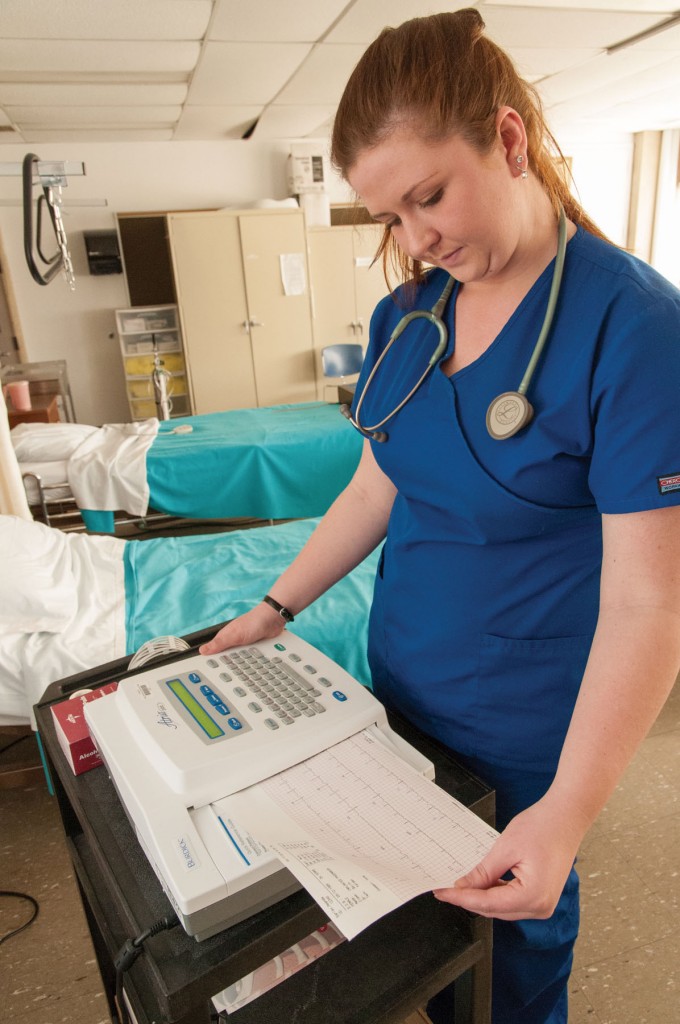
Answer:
[
  {"xmin": 123, "ymin": 518, "xmax": 378, "ymax": 689},
  {"xmin": 148, "ymin": 402, "xmax": 362, "ymax": 520},
  {"xmin": 81, "ymin": 402, "xmax": 361, "ymax": 532}
]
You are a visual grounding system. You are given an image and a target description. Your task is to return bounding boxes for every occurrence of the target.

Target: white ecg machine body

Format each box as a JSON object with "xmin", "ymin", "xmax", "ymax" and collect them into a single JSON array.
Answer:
[{"xmin": 84, "ymin": 632, "xmax": 434, "ymax": 940}]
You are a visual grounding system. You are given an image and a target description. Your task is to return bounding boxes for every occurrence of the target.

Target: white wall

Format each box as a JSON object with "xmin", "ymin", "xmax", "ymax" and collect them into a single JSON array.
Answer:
[
  {"xmin": 0, "ymin": 132, "xmax": 633, "ymax": 425},
  {"xmin": 545, "ymin": 126, "xmax": 634, "ymax": 247},
  {"xmin": 652, "ymin": 130, "xmax": 680, "ymax": 287},
  {"xmin": 0, "ymin": 139, "xmax": 298, "ymax": 424}
]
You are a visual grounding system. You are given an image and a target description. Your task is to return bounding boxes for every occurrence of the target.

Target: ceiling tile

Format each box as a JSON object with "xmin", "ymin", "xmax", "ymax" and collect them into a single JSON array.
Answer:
[
  {"xmin": 20, "ymin": 128, "xmax": 175, "ymax": 142},
  {"xmin": 325, "ymin": 0, "xmax": 470, "ymax": 44},
  {"xmin": 187, "ymin": 41, "xmax": 312, "ymax": 105},
  {"xmin": 210, "ymin": 0, "xmax": 348, "ymax": 42},
  {"xmin": 0, "ymin": 1, "xmax": 677, "ymax": 145},
  {"xmin": 481, "ymin": 6, "xmax": 665, "ymax": 49},
  {"xmin": 551, "ymin": 94, "xmax": 680, "ymax": 133},
  {"xmin": 173, "ymin": 105, "xmax": 263, "ymax": 140},
  {"xmin": 537, "ymin": 47, "xmax": 675, "ymax": 105},
  {"xmin": 559, "ymin": 54, "xmax": 680, "ymax": 109},
  {"xmin": 0, "ymin": 0, "xmax": 212, "ymax": 40},
  {"xmin": 510, "ymin": 47, "xmax": 599, "ymax": 78},
  {"xmin": 275, "ymin": 44, "xmax": 368, "ymax": 105},
  {"xmin": 0, "ymin": 40, "xmax": 201, "ymax": 74},
  {"xmin": 487, "ymin": 0, "xmax": 679, "ymax": 10},
  {"xmin": 253, "ymin": 104, "xmax": 337, "ymax": 139},
  {"xmin": 0, "ymin": 83, "xmax": 188, "ymax": 106},
  {"xmin": 8, "ymin": 106, "xmax": 182, "ymax": 126}
]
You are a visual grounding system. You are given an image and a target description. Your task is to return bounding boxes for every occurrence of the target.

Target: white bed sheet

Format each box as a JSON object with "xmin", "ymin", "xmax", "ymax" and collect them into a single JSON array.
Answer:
[
  {"xmin": 11, "ymin": 419, "xmax": 157, "ymax": 516},
  {"xmin": 0, "ymin": 517, "xmax": 126, "ymax": 726},
  {"xmin": 67, "ymin": 420, "xmax": 157, "ymax": 515},
  {"xmin": 11, "ymin": 421, "xmax": 98, "ymax": 462}
]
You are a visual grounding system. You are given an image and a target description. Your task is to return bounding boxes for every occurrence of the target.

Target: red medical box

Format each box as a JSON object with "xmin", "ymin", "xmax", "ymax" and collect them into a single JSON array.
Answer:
[{"xmin": 51, "ymin": 683, "xmax": 119, "ymax": 775}]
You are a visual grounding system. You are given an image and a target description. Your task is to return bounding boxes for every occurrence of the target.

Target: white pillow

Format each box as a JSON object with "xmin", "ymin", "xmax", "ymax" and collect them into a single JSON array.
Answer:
[
  {"xmin": 11, "ymin": 422, "xmax": 98, "ymax": 463},
  {"xmin": 0, "ymin": 515, "xmax": 77, "ymax": 633}
]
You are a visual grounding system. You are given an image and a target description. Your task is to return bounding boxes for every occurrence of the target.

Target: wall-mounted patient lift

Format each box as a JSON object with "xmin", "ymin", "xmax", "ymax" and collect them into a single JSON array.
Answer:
[
  {"xmin": 22, "ymin": 155, "xmax": 81, "ymax": 290},
  {"xmin": 0, "ymin": 155, "xmax": 85, "ymax": 291}
]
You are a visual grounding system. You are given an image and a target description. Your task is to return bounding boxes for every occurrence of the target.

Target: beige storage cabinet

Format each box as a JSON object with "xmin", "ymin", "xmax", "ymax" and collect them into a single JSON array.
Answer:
[
  {"xmin": 307, "ymin": 224, "xmax": 388, "ymax": 400},
  {"xmin": 167, "ymin": 209, "xmax": 317, "ymax": 415},
  {"xmin": 115, "ymin": 304, "xmax": 192, "ymax": 421}
]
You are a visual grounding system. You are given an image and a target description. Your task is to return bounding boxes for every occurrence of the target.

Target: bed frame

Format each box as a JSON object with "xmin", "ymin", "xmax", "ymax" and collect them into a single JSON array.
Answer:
[{"xmin": 21, "ymin": 470, "xmax": 171, "ymax": 533}]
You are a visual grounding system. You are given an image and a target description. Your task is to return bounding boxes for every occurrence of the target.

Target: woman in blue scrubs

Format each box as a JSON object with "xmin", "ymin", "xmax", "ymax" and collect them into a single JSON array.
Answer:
[{"xmin": 202, "ymin": 9, "xmax": 680, "ymax": 1022}]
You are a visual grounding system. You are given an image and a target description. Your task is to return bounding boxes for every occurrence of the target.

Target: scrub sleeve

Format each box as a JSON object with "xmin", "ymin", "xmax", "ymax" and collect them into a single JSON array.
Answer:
[{"xmin": 352, "ymin": 229, "xmax": 680, "ymax": 1024}]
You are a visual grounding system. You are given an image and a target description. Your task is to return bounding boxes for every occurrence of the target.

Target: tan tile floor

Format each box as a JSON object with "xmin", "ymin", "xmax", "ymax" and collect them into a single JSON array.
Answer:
[
  {"xmin": 1, "ymin": 677, "xmax": 678, "ymax": 1023},
  {"xmin": 569, "ymin": 676, "xmax": 680, "ymax": 1024}
]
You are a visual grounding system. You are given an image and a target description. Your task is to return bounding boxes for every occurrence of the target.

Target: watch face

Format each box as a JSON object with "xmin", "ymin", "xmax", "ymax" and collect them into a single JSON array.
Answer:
[{"xmin": 486, "ymin": 391, "xmax": 534, "ymax": 440}]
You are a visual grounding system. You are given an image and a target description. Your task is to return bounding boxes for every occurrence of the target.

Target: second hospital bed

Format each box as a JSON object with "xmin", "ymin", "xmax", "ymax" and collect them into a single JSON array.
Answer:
[
  {"xmin": 0, "ymin": 515, "xmax": 378, "ymax": 728},
  {"xmin": 11, "ymin": 401, "xmax": 363, "ymax": 532}
]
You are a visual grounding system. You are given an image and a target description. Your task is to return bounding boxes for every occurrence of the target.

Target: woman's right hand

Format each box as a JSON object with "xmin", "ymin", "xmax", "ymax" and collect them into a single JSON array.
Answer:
[{"xmin": 198, "ymin": 603, "xmax": 287, "ymax": 656}]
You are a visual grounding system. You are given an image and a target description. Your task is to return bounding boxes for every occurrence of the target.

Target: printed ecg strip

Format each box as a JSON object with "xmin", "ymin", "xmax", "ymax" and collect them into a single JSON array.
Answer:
[{"xmin": 258, "ymin": 729, "xmax": 498, "ymax": 901}]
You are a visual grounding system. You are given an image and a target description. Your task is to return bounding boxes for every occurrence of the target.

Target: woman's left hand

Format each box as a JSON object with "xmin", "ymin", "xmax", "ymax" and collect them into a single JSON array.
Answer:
[{"xmin": 433, "ymin": 796, "xmax": 585, "ymax": 921}]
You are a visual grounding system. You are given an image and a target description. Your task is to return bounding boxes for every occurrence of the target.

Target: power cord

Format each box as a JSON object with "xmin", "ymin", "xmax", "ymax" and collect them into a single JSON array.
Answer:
[
  {"xmin": 0, "ymin": 890, "xmax": 40, "ymax": 945},
  {"xmin": 0, "ymin": 734, "xmax": 32, "ymax": 757},
  {"xmin": 113, "ymin": 912, "xmax": 180, "ymax": 1024}
]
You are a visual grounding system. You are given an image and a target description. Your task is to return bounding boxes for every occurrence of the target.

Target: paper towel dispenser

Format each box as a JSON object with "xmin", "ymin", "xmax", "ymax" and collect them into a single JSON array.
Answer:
[{"xmin": 83, "ymin": 229, "xmax": 122, "ymax": 275}]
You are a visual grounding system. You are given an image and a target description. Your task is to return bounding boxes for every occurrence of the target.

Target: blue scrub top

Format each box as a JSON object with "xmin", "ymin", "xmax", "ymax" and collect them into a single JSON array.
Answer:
[{"xmin": 354, "ymin": 228, "xmax": 680, "ymax": 772}]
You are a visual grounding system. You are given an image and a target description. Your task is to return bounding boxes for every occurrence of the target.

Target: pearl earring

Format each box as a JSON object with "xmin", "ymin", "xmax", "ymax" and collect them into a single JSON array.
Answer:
[{"xmin": 516, "ymin": 154, "xmax": 528, "ymax": 179}]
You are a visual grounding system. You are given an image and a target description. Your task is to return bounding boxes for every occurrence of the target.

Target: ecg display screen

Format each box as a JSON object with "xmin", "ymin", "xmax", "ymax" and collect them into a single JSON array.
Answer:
[{"xmin": 165, "ymin": 678, "xmax": 224, "ymax": 739}]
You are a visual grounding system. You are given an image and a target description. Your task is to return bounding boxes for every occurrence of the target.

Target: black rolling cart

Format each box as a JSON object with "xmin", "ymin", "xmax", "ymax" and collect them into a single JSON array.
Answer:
[{"xmin": 34, "ymin": 624, "xmax": 495, "ymax": 1024}]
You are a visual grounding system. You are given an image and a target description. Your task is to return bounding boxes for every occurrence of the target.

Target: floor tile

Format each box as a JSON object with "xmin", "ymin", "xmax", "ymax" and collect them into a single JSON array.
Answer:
[
  {"xmin": 575, "ymin": 830, "xmax": 676, "ymax": 965},
  {"xmin": 574, "ymin": 930, "xmax": 680, "ymax": 1024},
  {"xmin": 594, "ymin": 749, "xmax": 679, "ymax": 835},
  {"xmin": 606, "ymin": 813, "xmax": 680, "ymax": 910},
  {"xmin": 648, "ymin": 676, "xmax": 680, "ymax": 736},
  {"xmin": 568, "ymin": 979, "xmax": 603, "ymax": 1023}
]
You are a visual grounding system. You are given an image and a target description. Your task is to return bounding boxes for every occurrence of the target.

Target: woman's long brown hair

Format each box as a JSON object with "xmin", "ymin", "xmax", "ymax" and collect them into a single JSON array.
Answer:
[{"xmin": 331, "ymin": 8, "xmax": 608, "ymax": 288}]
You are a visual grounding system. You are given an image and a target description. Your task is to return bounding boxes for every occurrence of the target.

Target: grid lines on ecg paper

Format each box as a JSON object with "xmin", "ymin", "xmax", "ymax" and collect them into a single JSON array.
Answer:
[{"xmin": 259, "ymin": 731, "xmax": 496, "ymax": 900}]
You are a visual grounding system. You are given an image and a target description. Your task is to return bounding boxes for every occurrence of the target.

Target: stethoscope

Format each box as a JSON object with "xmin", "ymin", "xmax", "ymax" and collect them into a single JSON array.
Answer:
[{"xmin": 341, "ymin": 205, "xmax": 567, "ymax": 442}]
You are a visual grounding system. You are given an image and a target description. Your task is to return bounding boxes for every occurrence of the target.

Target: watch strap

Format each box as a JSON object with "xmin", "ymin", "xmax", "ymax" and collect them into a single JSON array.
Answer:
[{"xmin": 262, "ymin": 594, "xmax": 294, "ymax": 623}]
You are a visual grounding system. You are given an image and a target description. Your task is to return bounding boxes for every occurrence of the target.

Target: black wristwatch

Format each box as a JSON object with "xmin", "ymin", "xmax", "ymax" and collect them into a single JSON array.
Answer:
[{"xmin": 262, "ymin": 594, "xmax": 295, "ymax": 623}]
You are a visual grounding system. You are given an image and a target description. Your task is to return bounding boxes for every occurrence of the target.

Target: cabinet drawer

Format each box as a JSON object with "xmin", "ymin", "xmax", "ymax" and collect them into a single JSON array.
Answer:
[{"xmin": 124, "ymin": 353, "xmax": 186, "ymax": 376}]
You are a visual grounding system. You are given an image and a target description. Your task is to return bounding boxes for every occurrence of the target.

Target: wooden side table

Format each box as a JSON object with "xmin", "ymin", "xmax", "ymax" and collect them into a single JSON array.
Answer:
[{"xmin": 8, "ymin": 393, "xmax": 60, "ymax": 427}]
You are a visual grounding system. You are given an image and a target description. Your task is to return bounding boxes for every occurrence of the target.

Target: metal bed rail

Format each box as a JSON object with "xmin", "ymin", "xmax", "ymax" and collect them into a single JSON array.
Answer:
[{"xmin": 21, "ymin": 470, "xmax": 171, "ymax": 533}]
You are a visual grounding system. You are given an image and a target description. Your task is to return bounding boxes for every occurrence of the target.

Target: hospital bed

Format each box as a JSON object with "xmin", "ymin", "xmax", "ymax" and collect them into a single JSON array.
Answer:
[
  {"xmin": 11, "ymin": 402, "xmax": 363, "ymax": 532},
  {"xmin": 0, "ymin": 515, "xmax": 377, "ymax": 728}
]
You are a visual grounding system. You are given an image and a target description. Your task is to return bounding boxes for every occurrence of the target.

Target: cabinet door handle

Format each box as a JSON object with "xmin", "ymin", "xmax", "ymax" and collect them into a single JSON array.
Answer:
[
  {"xmin": 350, "ymin": 319, "xmax": 364, "ymax": 335},
  {"xmin": 242, "ymin": 318, "xmax": 265, "ymax": 331}
]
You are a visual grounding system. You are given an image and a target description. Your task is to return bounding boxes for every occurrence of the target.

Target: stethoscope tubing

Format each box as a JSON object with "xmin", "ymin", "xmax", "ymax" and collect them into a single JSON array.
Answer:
[
  {"xmin": 352, "ymin": 276, "xmax": 455, "ymax": 434},
  {"xmin": 346, "ymin": 205, "xmax": 567, "ymax": 441},
  {"xmin": 517, "ymin": 206, "xmax": 567, "ymax": 396}
]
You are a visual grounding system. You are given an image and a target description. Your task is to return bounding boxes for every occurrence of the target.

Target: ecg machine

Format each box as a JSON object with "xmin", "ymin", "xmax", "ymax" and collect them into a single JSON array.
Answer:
[{"xmin": 84, "ymin": 632, "xmax": 434, "ymax": 941}]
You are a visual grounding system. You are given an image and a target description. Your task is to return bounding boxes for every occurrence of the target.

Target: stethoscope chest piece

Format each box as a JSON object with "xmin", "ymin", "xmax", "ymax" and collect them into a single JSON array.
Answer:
[{"xmin": 486, "ymin": 391, "xmax": 534, "ymax": 440}]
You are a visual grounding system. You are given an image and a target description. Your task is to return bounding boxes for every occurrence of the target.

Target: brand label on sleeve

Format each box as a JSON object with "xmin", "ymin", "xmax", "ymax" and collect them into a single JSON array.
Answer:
[{"xmin": 657, "ymin": 473, "xmax": 680, "ymax": 495}]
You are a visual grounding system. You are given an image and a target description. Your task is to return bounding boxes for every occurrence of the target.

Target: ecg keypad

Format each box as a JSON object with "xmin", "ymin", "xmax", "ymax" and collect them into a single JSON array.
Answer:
[{"xmin": 216, "ymin": 646, "xmax": 334, "ymax": 728}]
